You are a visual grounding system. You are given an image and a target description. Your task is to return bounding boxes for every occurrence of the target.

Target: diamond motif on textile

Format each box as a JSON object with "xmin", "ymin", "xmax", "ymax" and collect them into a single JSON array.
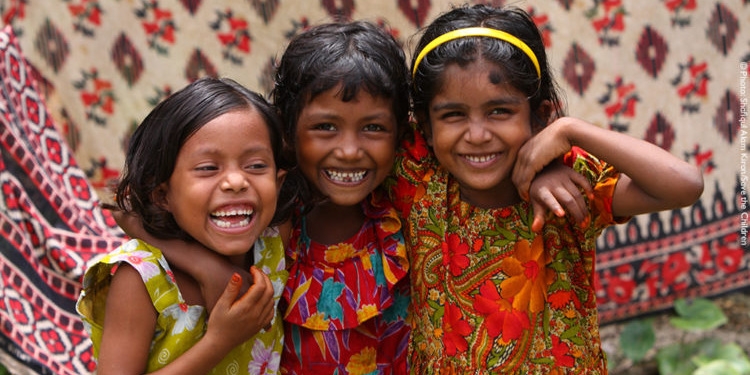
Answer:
[
  {"xmin": 562, "ymin": 42, "xmax": 595, "ymax": 96},
  {"xmin": 111, "ymin": 32, "xmax": 144, "ymax": 86},
  {"xmin": 713, "ymin": 90, "xmax": 740, "ymax": 144},
  {"xmin": 322, "ymin": 0, "xmax": 354, "ymax": 21},
  {"xmin": 635, "ymin": 26, "xmax": 668, "ymax": 78},
  {"xmin": 707, "ymin": 3, "xmax": 739, "ymax": 55},
  {"xmin": 250, "ymin": 0, "xmax": 280, "ymax": 24},
  {"xmin": 185, "ymin": 48, "xmax": 218, "ymax": 81},
  {"xmin": 644, "ymin": 112, "xmax": 675, "ymax": 151},
  {"xmin": 397, "ymin": 0, "xmax": 431, "ymax": 27},
  {"xmin": 33, "ymin": 19, "xmax": 69, "ymax": 73},
  {"xmin": 180, "ymin": 0, "xmax": 203, "ymax": 15}
]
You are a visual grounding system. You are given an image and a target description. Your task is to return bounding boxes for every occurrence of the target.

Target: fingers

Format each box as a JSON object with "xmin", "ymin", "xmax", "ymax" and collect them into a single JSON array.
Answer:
[
  {"xmin": 530, "ymin": 200, "xmax": 548, "ymax": 233},
  {"xmin": 214, "ymin": 272, "xmax": 243, "ymax": 311},
  {"xmin": 513, "ymin": 151, "xmax": 540, "ymax": 202},
  {"xmin": 526, "ymin": 163, "xmax": 594, "ymax": 231},
  {"xmin": 237, "ymin": 267, "xmax": 275, "ymax": 328}
]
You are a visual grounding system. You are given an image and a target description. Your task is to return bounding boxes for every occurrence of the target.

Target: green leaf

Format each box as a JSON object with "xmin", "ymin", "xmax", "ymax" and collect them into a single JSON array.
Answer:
[
  {"xmin": 657, "ymin": 338, "xmax": 724, "ymax": 375},
  {"xmin": 670, "ymin": 298, "xmax": 727, "ymax": 331},
  {"xmin": 619, "ymin": 319, "xmax": 655, "ymax": 362},
  {"xmin": 693, "ymin": 360, "xmax": 742, "ymax": 375},
  {"xmin": 692, "ymin": 343, "xmax": 750, "ymax": 375},
  {"xmin": 657, "ymin": 343, "xmax": 698, "ymax": 375}
]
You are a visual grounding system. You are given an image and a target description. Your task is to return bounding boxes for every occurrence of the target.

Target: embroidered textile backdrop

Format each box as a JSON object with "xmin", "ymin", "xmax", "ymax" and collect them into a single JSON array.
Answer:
[{"xmin": 0, "ymin": 0, "xmax": 747, "ymax": 374}]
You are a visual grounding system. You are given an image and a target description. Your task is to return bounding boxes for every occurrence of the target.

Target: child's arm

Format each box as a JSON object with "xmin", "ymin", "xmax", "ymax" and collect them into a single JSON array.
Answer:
[
  {"xmin": 96, "ymin": 265, "xmax": 274, "ymax": 375},
  {"xmin": 114, "ymin": 211, "xmax": 249, "ymax": 312},
  {"xmin": 526, "ymin": 162, "xmax": 593, "ymax": 232},
  {"xmin": 513, "ymin": 117, "xmax": 704, "ymax": 217}
]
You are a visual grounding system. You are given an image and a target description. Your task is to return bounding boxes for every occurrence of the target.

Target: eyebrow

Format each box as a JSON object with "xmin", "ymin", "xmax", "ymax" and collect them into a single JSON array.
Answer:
[
  {"xmin": 191, "ymin": 144, "xmax": 273, "ymax": 157},
  {"xmin": 431, "ymin": 96, "xmax": 524, "ymax": 112},
  {"xmin": 306, "ymin": 108, "xmax": 393, "ymax": 122}
]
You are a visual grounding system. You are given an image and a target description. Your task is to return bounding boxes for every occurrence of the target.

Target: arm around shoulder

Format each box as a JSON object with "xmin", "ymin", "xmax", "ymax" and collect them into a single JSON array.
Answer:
[
  {"xmin": 516, "ymin": 117, "xmax": 704, "ymax": 217},
  {"xmin": 556, "ymin": 117, "xmax": 703, "ymax": 216}
]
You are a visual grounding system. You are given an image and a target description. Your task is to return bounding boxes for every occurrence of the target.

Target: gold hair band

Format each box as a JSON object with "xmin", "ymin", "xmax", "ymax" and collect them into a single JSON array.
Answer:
[{"xmin": 412, "ymin": 27, "xmax": 541, "ymax": 79}]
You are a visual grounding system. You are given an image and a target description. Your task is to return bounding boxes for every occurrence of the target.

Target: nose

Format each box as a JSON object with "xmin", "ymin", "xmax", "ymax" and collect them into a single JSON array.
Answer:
[
  {"xmin": 464, "ymin": 119, "xmax": 492, "ymax": 144},
  {"xmin": 332, "ymin": 132, "xmax": 364, "ymax": 160},
  {"xmin": 221, "ymin": 170, "xmax": 249, "ymax": 192}
]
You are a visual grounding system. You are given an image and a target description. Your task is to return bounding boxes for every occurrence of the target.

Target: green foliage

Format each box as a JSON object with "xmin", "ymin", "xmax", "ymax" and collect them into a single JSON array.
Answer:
[
  {"xmin": 670, "ymin": 298, "xmax": 728, "ymax": 331},
  {"xmin": 619, "ymin": 318, "xmax": 655, "ymax": 362},
  {"xmin": 616, "ymin": 297, "xmax": 750, "ymax": 375}
]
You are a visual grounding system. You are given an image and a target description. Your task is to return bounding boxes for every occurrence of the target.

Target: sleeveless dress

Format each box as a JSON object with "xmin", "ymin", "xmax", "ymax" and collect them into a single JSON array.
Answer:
[
  {"xmin": 280, "ymin": 192, "xmax": 410, "ymax": 374},
  {"xmin": 76, "ymin": 226, "xmax": 288, "ymax": 374},
  {"xmin": 388, "ymin": 129, "xmax": 626, "ymax": 375}
]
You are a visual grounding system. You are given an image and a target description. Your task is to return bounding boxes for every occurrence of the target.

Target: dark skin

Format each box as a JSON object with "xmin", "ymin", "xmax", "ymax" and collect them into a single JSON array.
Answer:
[
  {"xmin": 126, "ymin": 166, "xmax": 592, "ymax": 314},
  {"xmin": 95, "ymin": 226, "xmax": 276, "ymax": 375},
  {"xmin": 115, "ymin": 212, "xmax": 288, "ymax": 312}
]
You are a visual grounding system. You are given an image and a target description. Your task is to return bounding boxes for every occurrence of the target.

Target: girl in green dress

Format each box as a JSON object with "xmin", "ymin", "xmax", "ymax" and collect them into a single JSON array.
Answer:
[{"xmin": 77, "ymin": 77, "xmax": 290, "ymax": 375}]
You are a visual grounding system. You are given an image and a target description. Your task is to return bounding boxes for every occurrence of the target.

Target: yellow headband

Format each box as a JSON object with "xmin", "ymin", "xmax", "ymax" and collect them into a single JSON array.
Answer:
[{"xmin": 412, "ymin": 27, "xmax": 541, "ymax": 79}]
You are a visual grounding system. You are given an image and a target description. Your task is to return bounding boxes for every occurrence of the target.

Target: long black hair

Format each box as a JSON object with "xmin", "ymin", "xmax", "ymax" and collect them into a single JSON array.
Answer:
[
  {"xmin": 411, "ymin": 4, "xmax": 565, "ymax": 130},
  {"xmin": 270, "ymin": 20, "xmax": 410, "ymax": 207},
  {"xmin": 114, "ymin": 77, "xmax": 293, "ymax": 240}
]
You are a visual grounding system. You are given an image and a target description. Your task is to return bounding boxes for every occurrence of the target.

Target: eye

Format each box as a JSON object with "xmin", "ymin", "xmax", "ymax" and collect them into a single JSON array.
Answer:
[
  {"xmin": 489, "ymin": 107, "xmax": 512, "ymax": 116},
  {"xmin": 194, "ymin": 164, "xmax": 218, "ymax": 172},
  {"xmin": 439, "ymin": 110, "xmax": 466, "ymax": 122},
  {"xmin": 312, "ymin": 122, "xmax": 337, "ymax": 131},
  {"xmin": 363, "ymin": 123, "xmax": 387, "ymax": 132},
  {"xmin": 247, "ymin": 162, "xmax": 269, "ymax": 170}
]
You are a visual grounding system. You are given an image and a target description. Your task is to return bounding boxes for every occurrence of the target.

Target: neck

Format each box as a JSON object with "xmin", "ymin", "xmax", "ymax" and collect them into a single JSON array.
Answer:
[
  {"xmin": 228, "ymin": 250, "xmax": 252, "ymax": 269},
  {"xmin": 459, "ymin": 180, "xmax": 521, "ymax": 209},
  {"xmin": 305, "ymin": 201, "xmax": 365, "ymax": 245}
]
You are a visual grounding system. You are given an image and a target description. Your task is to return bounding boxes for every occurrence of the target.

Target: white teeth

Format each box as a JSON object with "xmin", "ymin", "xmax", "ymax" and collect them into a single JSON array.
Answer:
[
  {"xmin": 213, "ymin": 217, "xmax": 251, "ymax": 228},
  {"xmin": 326, "ymin": 170, "xmax": 366, "ymax": 183},
  {"xmin": 465, "ymin": 154, "xmax": 497, "ymax": 163},
  {"xmin": 211, "ymin": 209, "xmax": 253, "ymax": 228},
  {"xmin": 211, "ymin": 209, "xmax": 254, "ymax": 217}
]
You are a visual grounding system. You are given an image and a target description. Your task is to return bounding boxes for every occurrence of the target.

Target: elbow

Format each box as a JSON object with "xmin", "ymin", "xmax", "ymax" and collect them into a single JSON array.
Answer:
[{"xmin": 678, "ymin": 167, "xmax": 705, "ymax": 207}]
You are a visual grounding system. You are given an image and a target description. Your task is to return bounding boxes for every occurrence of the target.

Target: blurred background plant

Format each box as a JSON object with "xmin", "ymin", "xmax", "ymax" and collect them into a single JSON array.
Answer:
[{"xmin": 605, "ymin": 295, "xmax": 750, "ymax": 375}]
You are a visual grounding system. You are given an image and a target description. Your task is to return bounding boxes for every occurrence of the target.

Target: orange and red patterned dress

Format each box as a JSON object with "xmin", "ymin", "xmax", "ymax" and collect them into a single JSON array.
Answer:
[{"xmin": 388, "ymin": 129, "xmax": 625, "ymax": 375}]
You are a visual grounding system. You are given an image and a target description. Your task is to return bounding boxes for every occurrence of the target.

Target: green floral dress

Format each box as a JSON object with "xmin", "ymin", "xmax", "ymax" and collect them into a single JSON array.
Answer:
[
  {"xmin": 76, "ymin": 226, "xmax": 288, "ymax": 374},
  {"xmin": 388, "ymin": 129, "xmax": 626, "ymax": 375}
]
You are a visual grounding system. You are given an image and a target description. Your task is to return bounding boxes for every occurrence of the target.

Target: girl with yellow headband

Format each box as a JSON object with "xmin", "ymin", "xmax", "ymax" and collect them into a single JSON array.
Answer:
[{"xmin": 390, "ymin": 4, "xmax": 703, "ymax": 374}]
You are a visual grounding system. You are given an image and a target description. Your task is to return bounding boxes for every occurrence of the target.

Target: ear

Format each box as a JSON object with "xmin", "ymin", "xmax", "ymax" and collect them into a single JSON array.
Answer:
[
  {"xmin": 532, "ymin": 100, "xmax": 554, "ymax": 134},
  {"xmin": 415, "ymin": 111, "xmax": 433, "ymax": 147},
  {"xmin": 275, "ymin": 169, "xmax": 287, "ymax": 194},
  {"xmin": 151, "ymin": 183, "xmax": 170, "ymax": 212}
]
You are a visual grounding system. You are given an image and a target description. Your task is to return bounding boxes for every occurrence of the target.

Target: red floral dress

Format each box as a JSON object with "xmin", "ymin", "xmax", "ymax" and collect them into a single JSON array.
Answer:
[
  {"xmin": 280, "ymin": 192, "xmax": 411, "ymax": 374},
  {"xmin": 387, "ymin": 129, "xmax": 625, "ymax": 375}
]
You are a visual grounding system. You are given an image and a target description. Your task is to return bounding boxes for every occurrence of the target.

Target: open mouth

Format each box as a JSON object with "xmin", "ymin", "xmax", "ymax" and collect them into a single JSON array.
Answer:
[
  {"xmin": 210, "ymin": 209, "xmax": 254, "ymax": 228},
  {"xmin": 462, "ymin": 153, "xmax": 499, "ymax": 164},
  {"xmin": 324, "ymin": 169, "xmax": 367, "ymax": 183}
]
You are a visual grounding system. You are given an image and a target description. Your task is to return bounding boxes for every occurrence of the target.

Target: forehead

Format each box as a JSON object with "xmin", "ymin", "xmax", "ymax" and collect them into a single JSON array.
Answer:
[
  {"xmin": 183, "ymin": 110, "xmax": 272, "ymax": 151},
  {"xmin": 433, "ymin": 60, "xmax": 523, "ymax": 102}
]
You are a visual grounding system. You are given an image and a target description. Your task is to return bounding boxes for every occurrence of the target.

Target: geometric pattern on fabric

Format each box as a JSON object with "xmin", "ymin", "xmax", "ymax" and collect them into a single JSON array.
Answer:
[{"xmin": 0, "ymin": 25, "xmax": 125, "ymax": 375}]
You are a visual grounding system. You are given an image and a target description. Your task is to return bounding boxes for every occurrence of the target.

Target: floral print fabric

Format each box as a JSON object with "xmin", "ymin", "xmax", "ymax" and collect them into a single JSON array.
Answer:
[
  {"xmin": 388, "ymin": 129, "xmax": 624, "ymax": 375},
  {"xmin": 77, "ymin": 227, "xmax": 288, "ymax": 374},
  {"xmin": 281, "ymin": 192, "xmax": 410, "ymax": 374}
]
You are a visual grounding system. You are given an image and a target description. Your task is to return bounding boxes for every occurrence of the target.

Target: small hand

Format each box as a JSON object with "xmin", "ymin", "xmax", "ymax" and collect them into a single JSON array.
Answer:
[
  {"xmin": 526, "ymin": 162, "xmax": 593, "ymax": 232},
  {"xmin": 205, "ymin": 266, "xmax": 275, "ymax": 349},
  {"xmin": 513, "ymin": 118, "xmax": 575, "ymax": 199}
]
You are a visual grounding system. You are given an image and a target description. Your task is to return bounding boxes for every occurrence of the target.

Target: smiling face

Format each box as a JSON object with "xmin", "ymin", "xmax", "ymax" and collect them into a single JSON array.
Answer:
[
  {"xmin": 159, "ymin": 109, "xmax": 285, "ymax": 260},
  {"xmin": 426, "ymin": 59, "xmax": 534, "ymax": 208},
  {"xmin": 295, "ymin": 85, "xmax": 397, "ymax": 208}
]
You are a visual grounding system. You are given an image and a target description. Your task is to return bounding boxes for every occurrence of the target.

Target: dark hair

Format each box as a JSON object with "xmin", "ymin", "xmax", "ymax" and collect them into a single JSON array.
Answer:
[
  {"xmin": 411, "ymin": 4, "xmax": 564, "ymax": 130},
  {"xmin": 270, "ymin": 20, "xmax": 410, "ymax": 206},
  {"xmin": 114, "ymin": 77, "xmax": 294, "ymax": 241}
]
